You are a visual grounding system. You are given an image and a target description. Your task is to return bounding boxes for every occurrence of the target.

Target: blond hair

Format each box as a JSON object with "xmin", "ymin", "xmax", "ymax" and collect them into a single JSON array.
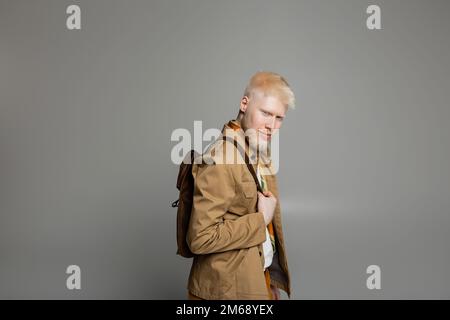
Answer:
[{"xmin": 243, "ymin": 71, "xmax": 296, "ymax": 109}]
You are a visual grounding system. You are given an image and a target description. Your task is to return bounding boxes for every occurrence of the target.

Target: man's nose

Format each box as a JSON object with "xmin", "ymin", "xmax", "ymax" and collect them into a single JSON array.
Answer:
[{"xmin": 266, "ymin": 116, "xmax": 276, "ymax": 130}]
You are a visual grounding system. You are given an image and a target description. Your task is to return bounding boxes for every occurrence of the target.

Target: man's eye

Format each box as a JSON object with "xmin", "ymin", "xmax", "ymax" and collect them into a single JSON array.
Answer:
[{"xmin": 262, "ymin": 111, "xmax": 270, "ymax": 116}]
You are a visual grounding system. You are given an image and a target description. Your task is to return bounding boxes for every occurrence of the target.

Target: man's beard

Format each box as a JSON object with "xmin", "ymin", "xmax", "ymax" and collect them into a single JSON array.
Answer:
[{"xmin": 246, "ymin": 131, "xmax": 272, "ymax": 165}]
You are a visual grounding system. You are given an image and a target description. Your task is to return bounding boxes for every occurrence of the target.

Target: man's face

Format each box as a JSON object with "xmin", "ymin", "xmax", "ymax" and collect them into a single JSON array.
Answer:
[{"xmin": 239, "ymin": 94, "xmax": 287, "ymax": 151}]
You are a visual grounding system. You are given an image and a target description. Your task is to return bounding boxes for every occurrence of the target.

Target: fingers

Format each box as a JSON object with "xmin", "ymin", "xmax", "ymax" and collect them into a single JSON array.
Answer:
[
  {"xmin": 258, "ymin": 191, "xmax": 276, "ymax": 201},
  {"xmin": 261, "ymin": 191, "xmax": 274, "ymax": 197}
]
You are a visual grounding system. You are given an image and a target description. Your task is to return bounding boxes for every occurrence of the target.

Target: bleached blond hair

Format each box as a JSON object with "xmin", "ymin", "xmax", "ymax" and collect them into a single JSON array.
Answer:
[{"xmin": 243, "ymin": 71, "xmax": 296, "ymax": 109}]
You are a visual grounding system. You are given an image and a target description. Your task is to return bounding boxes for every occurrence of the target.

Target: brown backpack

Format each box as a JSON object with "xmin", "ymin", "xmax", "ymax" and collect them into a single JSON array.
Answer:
[
  {"xmin": 172, "ymin": 135, "xmax": 263, "ymax": 258},
  {"xmin": 171, "ymin": 149, "xmax": 199, "ymax": 258}
]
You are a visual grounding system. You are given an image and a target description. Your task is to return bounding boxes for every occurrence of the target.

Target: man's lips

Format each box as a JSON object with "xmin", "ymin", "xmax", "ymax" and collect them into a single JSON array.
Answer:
[{"xmin": 258, "ymin": 130, "xmax": 271, "ymax": 139}]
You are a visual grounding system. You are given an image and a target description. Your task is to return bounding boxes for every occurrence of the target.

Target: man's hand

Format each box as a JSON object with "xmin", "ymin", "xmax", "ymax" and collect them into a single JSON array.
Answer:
[
  {"xmin": 257, "ymin": 191, "xmax": 277, "ymax": 225},
  {"xmin": 270, "ymin": 284, "xmax": 280, "ymax": 300}
]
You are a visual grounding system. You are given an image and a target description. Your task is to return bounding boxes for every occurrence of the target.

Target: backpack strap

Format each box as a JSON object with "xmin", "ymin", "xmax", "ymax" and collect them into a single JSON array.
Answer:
[{"xmin": 222, "ymin": 135, "xmax": 264, "ymax": 193}]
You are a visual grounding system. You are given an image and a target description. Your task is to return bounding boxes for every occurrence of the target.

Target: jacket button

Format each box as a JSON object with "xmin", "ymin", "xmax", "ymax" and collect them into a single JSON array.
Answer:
[{"xmin": 259, "ymin": 251, "xmax": 262, "ymax": 256}]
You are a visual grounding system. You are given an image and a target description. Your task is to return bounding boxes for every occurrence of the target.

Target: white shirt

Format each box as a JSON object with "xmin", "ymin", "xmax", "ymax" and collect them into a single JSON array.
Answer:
[{"xmin": 262, "ymin": 228, "xmax": 274, "ymax": 270}]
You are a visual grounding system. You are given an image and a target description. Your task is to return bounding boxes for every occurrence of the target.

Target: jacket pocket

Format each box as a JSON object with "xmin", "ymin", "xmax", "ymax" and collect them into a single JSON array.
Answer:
[
  {"xmin": 241, "ymin": 181, "xmax": 257, "ymax": 198},
  {"xmin": 229, "ymin": 181, "xmax": 257, "ymax": 216},
  {"xmin": 241, "ymin": 181, "xmax": 258, "ymax": 214}
]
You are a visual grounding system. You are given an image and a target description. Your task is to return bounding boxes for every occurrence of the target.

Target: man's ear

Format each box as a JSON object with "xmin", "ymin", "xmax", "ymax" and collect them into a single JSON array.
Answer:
[{"xmin": 240, "ymin": 96, "xmax": 249, "ymax": 113}]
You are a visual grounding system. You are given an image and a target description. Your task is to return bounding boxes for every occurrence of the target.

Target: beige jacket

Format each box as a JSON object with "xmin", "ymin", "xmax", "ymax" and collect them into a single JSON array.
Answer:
[{"xmin": 186, "ymin": 119, "xmax": 291, "ymax": 300}]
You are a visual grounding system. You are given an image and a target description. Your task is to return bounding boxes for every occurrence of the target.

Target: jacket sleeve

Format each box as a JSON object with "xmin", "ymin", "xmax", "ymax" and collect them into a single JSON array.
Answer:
[{"xmin": 186, "ymin": 162, "xmax": 267, "ymax": 254}]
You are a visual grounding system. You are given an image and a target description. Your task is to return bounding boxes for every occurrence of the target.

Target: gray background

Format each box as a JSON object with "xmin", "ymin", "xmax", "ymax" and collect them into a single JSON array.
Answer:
[{"xmin": 1, "ymin": 0, "xmax": 449, "ymax": 299}]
